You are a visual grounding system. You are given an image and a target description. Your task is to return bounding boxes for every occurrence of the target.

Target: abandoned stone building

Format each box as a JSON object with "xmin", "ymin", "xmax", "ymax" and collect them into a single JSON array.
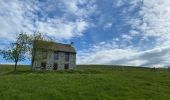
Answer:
[{"xmin": 32, "ymin": 40, "xmax": 76, "ymax": 70}]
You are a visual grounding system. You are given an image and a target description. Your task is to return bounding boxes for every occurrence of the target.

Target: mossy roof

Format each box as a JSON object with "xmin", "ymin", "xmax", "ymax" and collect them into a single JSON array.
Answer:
[{"xmin": 34, "ymin": 40, "xmax": 76, "ymax": 53}]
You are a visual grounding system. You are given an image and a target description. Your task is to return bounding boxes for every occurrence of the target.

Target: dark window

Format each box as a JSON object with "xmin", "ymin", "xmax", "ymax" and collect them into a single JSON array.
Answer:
[
  {"xmin": 53, "ymin": 63, "xmax": 58, "ymax": 70},
  {"xmin": 54, "ymin": 51, "xmax": 59, "ymax": 60},
  {"xmin": 65, "ymin": 53, "xmax": 69, "ymax": 61},
  {"xmin": 64, "ymin": 64, "xmax": 69, "ymax": 69},
  {"xmin": 41, "ymin": 62, "xmax": 46, "ymax": 70}
]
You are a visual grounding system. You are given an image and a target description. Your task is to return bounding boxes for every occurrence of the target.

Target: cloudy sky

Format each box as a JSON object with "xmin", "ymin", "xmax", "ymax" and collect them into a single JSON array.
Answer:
[{"xmin": 0, "ymin": 0, "xmax": 170, "ymax": 67}]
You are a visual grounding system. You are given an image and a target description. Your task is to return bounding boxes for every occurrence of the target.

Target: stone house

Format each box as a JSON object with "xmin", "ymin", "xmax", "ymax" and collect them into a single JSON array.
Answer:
[{"xmin": 32, "ymin": 40, "xmax": 76, "ymax": 70}]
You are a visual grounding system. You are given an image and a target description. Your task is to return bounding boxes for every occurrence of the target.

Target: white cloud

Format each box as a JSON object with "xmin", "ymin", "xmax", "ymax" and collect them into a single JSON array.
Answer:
[
  {"xmin": 77, "ymin": 41, "xmax": 170, "ymax": 67},
  {"xmin": 77, "ymin": 0, "xmax": 170, "ymax": 67},
  {"xmin": 114, "ymin": 0, "xmax": 125, "ymax": 7},
  {"xmin": 103, "ymin": 22, "xmax": 112, "ymax": 30},
  {"xmin": 0, "ymin": 0, "xmax": 95, "ymax": 41},
  {"xmin": 121, "ymin": 34, "xmax": 133, "ymax": 42},
  {"xmin": 78, "ymin": 48, "xmax": 137, "ymax": 64},
  {"xmin": 128, "ymin": 0, "xmax": 170, "ymax": 46},
  {"xmin": 36, "ymin": 18, "xmax": 88, "ymax": 40},
  {"xmin": 0, "ymin": 0, "xmax": 23, "ymax": 40},
  {"xmin": 61, "ymin": 0, "xmax": 97, "ymax": 18},
  {"xmin": 129, "ymin": 30, "xmax": 140, "ymax": 36}
]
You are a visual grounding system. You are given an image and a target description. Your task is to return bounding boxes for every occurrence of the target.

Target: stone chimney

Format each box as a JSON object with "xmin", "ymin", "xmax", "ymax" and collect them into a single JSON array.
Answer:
[{"xmin": 70, "ymin": 41, "xmax": 74, "ymax": 46}]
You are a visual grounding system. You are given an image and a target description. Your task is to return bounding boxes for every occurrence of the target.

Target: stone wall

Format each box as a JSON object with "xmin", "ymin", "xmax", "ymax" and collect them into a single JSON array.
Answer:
[
  {"xmin": 33, "ymin": 51, "xmax": 76, "ymax": 70},
  {"xmin": 69, "ymin": 53, "xmax": 76, "ymax": 69}
]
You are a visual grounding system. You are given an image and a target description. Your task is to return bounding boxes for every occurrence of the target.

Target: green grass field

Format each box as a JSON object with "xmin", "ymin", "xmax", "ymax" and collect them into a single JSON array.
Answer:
[{"xmin": 0, "ymin": 65, "xmax": 170, "ymax": 100}]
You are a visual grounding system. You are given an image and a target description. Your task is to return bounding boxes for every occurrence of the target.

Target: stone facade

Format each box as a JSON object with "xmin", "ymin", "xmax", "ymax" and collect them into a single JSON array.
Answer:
[{"xmin": 32, "ymin": 40, "xmax": 76, "ymax": 70}]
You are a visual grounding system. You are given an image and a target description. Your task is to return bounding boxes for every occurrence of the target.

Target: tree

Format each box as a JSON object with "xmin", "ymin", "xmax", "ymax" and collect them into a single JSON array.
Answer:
[
  {"xmin": 0, "ymin": 31, "xmax": 53, "ymax": 71},
  {"xmin": 26, "ymin": 31, "xmax": 55, "ymax": 69},
  {"xmin": 27, "ymin": 32, "xmax": 45, "ymax": 69},
  {"xmin": 0, "ymin": 32, "xmax": 28, "ymax": 71}
]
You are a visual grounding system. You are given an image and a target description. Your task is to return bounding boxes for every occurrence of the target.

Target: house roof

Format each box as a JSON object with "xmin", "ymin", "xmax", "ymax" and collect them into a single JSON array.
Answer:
[{"xmin": 34, "ymin": 40, "xmax": 76, "ymax": 53}]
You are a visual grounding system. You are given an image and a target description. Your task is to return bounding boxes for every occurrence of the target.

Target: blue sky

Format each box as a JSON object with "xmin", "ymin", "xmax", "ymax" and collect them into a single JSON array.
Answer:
[{"xmin": 0, "ymin": 0, "xmax": 170, "ymax": 67}]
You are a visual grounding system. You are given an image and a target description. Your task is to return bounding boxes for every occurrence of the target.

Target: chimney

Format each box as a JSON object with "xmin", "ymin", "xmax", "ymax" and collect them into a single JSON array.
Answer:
[{"xmin": 70, "ymin": 41, "xmax": 74, "ymax": 46}]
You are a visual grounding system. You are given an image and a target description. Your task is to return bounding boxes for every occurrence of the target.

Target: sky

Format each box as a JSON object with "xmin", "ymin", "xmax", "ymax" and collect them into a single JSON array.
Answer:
[{"xmin": 0, "ymin": 0, "xmax": 170, "ymax": 67}]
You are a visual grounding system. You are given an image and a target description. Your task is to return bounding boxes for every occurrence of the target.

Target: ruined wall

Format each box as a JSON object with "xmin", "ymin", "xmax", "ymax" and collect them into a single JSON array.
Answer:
[
  {"xmin": 46, "ymin": 51, "xmax": 54, "ymax": 70},
  {"xmin": 69, "ymin": 53, "xmax": 76, "ymax": 69},
  {"xmin": 33, "ymin": 51, "xmax": 76, "ymax": 71},
  {"xmin": 32, "ymin": 51, "xmax": 48, "ymax": 70},
  {"xmin": 53, "ymin": 52, "xmax": 76, "ymax": 70}
]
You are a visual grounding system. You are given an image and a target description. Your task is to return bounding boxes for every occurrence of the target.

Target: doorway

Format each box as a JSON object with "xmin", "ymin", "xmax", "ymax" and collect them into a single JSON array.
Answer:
[
  {"xmin": 41, "ymin": 62, "xmax": 46, "ymax": 70},
  {"xmin": 53, "ymin": 63, "xmax": 58, "ymax": 70},
  {"xmin": 64, "ymin": 64, "xmax": 69, "ymax": 69}
]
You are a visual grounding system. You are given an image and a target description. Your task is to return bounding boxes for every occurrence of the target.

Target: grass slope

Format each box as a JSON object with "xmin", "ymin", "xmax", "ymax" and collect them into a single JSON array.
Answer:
[{"xmin": 0, "ymin": 65, "xmax": 170, "ymax": 100}]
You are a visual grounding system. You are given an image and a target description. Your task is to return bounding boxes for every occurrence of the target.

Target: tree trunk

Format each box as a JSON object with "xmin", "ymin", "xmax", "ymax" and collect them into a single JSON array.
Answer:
[
  {"xmin": 31, "ymin": 48, "xmax": 36, "ymax": 71},
  {"xmin": 31, "ymin": 41, "xmax": 35, "ymax": 71},
  {"xmin": 14, "ymin": 61, "xmax": 17, "ymax": 72}
]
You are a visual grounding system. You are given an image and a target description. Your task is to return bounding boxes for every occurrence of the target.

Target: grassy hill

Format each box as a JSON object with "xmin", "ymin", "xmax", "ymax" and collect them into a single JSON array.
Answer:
[{"xmin": 0, "ymin": 65, "xmax": 170, "ymax": 100}]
